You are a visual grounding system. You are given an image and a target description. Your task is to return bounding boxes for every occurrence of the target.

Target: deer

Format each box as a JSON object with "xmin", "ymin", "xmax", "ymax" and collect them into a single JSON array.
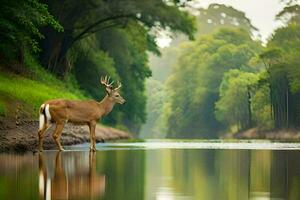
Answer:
[{"xmin": 37, "ymin": 76, "xmax": 125, "ymax": 152}]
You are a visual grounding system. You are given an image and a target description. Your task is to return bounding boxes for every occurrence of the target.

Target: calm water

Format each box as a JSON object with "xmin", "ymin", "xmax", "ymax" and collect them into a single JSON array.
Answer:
[{"xmin": 1, "ymin": 140, "xmax": 300, "ymax": 200}]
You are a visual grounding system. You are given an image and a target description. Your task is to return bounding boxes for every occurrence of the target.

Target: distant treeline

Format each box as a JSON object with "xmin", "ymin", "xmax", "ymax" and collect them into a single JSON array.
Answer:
[
  {"xmin": 0, "ymin": 0, "xmax": 196, "ymax": 134},
  {"xmin": 143, "ymin": 1, "xmax": 300, "ymax": 138}
]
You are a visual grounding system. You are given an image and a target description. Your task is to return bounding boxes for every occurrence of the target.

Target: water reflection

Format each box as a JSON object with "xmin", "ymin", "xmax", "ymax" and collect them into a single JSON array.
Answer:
[
  {"xmin": 38, "ymin": 152, "xmax": 105, "ymax": 200},
  {"xmin": 143, "ymin": 149, "xmax": 300, "ymax": 200},
  {"xmin": 0, "ymin": 146, "xmax": 300, "ymax": 200}
]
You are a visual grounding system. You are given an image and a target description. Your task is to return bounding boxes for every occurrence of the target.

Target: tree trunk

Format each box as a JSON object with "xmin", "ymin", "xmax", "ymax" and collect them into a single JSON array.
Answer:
[
  {"xmin": 39, "ymin": 27, "xmax": 73, "ymax": 77},
  {"xmin": 247, "ymin": 86, "xmax": 252, "ymax": 128}
]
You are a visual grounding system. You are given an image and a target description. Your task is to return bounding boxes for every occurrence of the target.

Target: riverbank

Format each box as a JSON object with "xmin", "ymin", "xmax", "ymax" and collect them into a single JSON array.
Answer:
[
  {"xmin": 228, "ymin": 128, "xmax": 300, "ymax": 140},
  {"xmin": 0, "ymin": 119, "xmax": 131, "ymax": 153},
  {"xmin": 0, "ymin": 64, "xmax": 131, "ymax": 153}
]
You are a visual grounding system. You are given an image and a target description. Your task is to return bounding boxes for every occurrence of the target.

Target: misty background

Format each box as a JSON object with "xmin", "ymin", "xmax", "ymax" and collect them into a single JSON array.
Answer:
[{"xmin": 140, "ymin": 0, "xmax": 300, "ymax": 138}]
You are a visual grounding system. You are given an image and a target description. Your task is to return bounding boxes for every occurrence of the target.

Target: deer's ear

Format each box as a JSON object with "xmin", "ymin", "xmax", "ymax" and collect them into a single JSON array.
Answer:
[{"xmin": 105, "ymin": 87, "xmax": 112, "ymax": 94}]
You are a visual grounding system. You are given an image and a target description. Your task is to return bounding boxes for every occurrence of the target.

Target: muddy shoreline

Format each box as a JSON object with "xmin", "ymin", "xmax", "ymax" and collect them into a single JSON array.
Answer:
[
  {"xmin": 228, "ymin": 128, "xmax": 300, "ymax": 140},
  {"xmin": 2, "ymin": 118, "xmax": 300, "ymax": 153},
  {"xmin": 0, "ymin": 119, "xmax": 131, "ymax": 153}
]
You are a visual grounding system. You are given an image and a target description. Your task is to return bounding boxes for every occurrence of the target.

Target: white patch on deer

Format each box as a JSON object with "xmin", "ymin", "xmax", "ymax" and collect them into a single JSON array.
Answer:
[
  {"xmin": 45, "ymin": 104, "xmax": 51, "ymax": 122},
  {"xmin": 39, "ymin": 104, "xmax": 45, "ymax": 130},
  {"xmin": 39, "ymin": 113, "xmax": 45, "ymax": 130},
  {"xmin": 39, "ymin": 171, "xmax": 44, "ymax": 195},
  {"xmin": 46, "ymin": 178, "xmax": 51, "ymax": 200}
]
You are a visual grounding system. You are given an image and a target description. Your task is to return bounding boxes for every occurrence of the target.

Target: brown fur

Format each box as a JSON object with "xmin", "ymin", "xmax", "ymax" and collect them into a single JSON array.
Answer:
[{"xmin": 38, "ymin": 79, "xmax": 125, "ymax": 152}]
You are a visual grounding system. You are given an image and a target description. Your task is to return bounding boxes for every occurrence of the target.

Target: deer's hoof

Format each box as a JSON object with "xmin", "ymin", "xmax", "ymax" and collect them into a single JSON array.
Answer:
[
  {"xmin": 90, "ymin": 147, "xmax": 96, "ymax": 152},
  {"xmin": 59, "ymin": 148, "xmax": 65, "ymax": 152}
]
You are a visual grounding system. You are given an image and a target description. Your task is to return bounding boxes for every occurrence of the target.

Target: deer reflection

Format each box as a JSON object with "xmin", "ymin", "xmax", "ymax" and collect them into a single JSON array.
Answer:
[{"xmin": 38, "ymin": 152, "xmax": 105, "ymax": 200}]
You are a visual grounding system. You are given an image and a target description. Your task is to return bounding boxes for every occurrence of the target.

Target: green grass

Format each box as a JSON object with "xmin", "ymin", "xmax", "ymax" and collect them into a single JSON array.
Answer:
[
  {"xmin": 0, "ymin": 52, "xmax": 87, "ymax": 117},
  {"xmin": 0, "ymin": 72, "xmax": 85, "ymax": 116},
  {"xmin": 0, "ymin": 52, "xmax": 88, "ymax": 116},
  {"xmin": 23, "ymin": 51, "xmax": 85, "ymax": 98}
]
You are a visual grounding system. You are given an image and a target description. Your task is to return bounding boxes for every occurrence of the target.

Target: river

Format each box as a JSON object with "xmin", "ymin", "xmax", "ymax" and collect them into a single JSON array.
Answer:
[{"xmin": 0, "ymin": 140, "xmax": 300, "ymax": 200}]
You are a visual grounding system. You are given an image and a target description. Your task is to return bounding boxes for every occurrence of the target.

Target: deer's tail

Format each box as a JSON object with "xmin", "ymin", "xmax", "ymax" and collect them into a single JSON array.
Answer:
[{"xmin": 38, "ymin": 104, "xmax": 51, "ymax": 131}]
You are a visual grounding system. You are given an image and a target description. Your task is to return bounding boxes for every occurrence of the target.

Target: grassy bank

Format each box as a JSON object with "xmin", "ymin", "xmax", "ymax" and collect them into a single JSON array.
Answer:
[{"xmin": 0, "ymin": 55, "xmax": 86, "ymax": 118}]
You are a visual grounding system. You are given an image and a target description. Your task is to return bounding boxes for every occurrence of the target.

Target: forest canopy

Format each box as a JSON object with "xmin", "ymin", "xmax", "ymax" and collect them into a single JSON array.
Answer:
[
  {"xmin": 0, "ymin": 0, "xmax": 196, "ymax": 134},
  {"xmin": 1, "ymin": 0, "xmax": 300, "ymax": 138},
  {"xmin": 141, "ymin": 1, "xmax": 300, "ymax": 138}
]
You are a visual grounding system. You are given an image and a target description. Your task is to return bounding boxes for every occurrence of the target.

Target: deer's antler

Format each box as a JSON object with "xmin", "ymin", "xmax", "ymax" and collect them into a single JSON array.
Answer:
[
  {"xmin": 114, "ymin": 81, "xmax": 122, "ymax": 91},
  {"xmin": 100, "ymin": 76, "xmax": 114, "ymax": 88}
]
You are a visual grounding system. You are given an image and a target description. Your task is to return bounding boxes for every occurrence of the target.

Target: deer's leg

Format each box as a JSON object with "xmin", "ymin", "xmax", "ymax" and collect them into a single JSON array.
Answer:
[
  {"xmin": 52, "ymin": 122, "xmax": 65, "ymax": 151},
  {"xmin": 88, "ymin": 121, "xmax": 97, "ymax": 152},
  {"xmin": 54, "ymin": 151, "xmax": 64, "ymax": 176},
  {"xmin": 38, "ymin": 153, "xmax": 47, "ymax": 198},
  {"xmin": 38, "ymin": 123, "xmax": 51, "ymax": 152}
]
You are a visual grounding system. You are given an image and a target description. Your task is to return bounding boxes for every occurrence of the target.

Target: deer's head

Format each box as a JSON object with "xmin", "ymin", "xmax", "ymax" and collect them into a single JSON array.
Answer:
[{"xmin": 101, "ymin": 76, "xmax": 125, "ymax": 104}]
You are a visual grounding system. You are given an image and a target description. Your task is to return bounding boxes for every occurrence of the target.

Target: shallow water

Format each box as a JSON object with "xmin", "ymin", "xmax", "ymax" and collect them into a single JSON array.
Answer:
[{"xmin": 1, "ymin": 140, "xmax": 300, "ymax": 200}]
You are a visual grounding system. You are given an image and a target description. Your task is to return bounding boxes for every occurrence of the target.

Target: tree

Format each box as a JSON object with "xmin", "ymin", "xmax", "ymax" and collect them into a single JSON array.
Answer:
[
  {"xmin": 142, "ymin": 4, "xmax": 261, "ymax": 138},
  {"xmin": 260, "ymin": 23, "xmax": 300, "ymax": 128},
  {"xmin": 0, "ymin": 0, "xmax": 62, "ymax": 62},
  {"xmin": 196, "ymin": 4, "xmax": 258, "ymax": 37},
  {"xmin": 149, "ymin": 3, "xmax": 258, "ymax": 83},
  {"xmin": 39, "ymin": 0, "xmax": 196, "ymax": 77},
  {"xmin": 34, "ymin": 0, "xmax": 196, "ymax": 133},
  {"xmin": 95, "ymin": 24, "xmax": 152, "ymax": 132},
  {"xmin": 164, "ymin": 28, "xmax": 262, "ymax": 138},
  {"xmin": 215, "ymin": 70, "xmax": 258, "ymax": 131},
  {"xmin": 140, "ymin": 78, "xmax": 166, "ymax": 138}
]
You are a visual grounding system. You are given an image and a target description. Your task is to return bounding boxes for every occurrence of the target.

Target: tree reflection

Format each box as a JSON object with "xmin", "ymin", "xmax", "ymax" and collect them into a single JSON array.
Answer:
[
  {"xmin": 1, "ymin": 148, "xmax": 300, "ymax": 200},
  {"xmin": 144, "ymin": 149, "xmax": 300, "ymax": 200}
]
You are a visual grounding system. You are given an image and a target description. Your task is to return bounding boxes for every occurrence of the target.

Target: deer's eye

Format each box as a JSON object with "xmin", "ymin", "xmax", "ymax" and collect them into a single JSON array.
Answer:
[{"xmin": 115, "ymin": 94, "xmax": 120, "ymax": 97}]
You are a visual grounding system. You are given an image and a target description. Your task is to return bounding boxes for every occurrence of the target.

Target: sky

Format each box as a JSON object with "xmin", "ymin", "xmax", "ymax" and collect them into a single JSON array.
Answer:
[{"xmin": 157, "ymin": 0, "xmax": 287, "ymax": 47}]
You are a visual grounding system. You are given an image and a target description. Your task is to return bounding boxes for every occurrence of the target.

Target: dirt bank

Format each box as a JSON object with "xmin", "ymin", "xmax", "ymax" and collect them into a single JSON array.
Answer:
[
  {"xmin": 0, "ymin": 119, "xmax": 131, "ymax": 153},
  {"xmin": 229, "ymin": 128, "xmax": 300, "ymax": 140}
]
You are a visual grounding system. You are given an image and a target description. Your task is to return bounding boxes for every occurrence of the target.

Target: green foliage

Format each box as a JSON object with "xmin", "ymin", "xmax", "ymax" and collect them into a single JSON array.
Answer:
[
  {"xmin": 1, "ymin": 0, "xmax": 196, "ymax": 134},
  {"xmin": 0, "ymin": 51, "xmax": 85, "ymax": 117},
  {"xmin": 148, "ymin": 4, "xmax": 259, "ymax": 84},
  {"xmin": 268, "ymin": 24, "xmax": 300, "ymax": 93},
  {"xmin": 140, "ymin": 78, "xmax": 166, "ymax": 138},
  {"xmin": 259, "ymin": 21, "xmax": 300, "ymax": 128},
  {"xmin": 276, "ymin": 4, "xmax": 300, "ymax": 24},
  {"xmin": 92, "ymin": 23, "xmax": 152, "ymax": 133},
  {"xmin": 23, "ymin": 51, "xmax": 84, "ymax": 98},
  {"xmin": 215, "ymin": 70, "xmax": 259, "ymax": 130},
  {"xmin": 142, "ymin": 4, "xmax": 263, "ymax": 138},
  {"xmin": 0, "ymin": 0, "xmax": 62, "ymax": 59},
  {"xmin": 197, "ymin": 4, "xmax": 258, "ymax": 36},
  {"xmin": 40, "ymin": 0, "xmax": 196, "ymax": 75},
  {"xmin": 68, "ymin": 20, "xmax": 154, "ymax": 132},
  {"xmin": 0, "ymin": 72, "xmax": 82, "ymax": 116},
  {"xmin": 251, "ymin": 80, "xmax": 273, "ymax": 129},
  {"xmin": 74, "ymin": 49, "xmax": 117, "ymax": 100},
  {"xmin": 153, "ymin": 2, "xmax": 300, "ymax": 138},
  {"xmin": 35, "ymin": 0, "xmax": 196, "ymax": 133},
  {"xmin": 164, "ymin": 27, "xmax": 262, "ymax": 138}
]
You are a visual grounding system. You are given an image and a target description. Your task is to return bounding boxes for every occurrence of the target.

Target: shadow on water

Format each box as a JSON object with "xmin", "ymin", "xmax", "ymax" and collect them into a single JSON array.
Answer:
[{"xmin": 0, "ymin": 144, "xmax": 300, "ymax": 200}]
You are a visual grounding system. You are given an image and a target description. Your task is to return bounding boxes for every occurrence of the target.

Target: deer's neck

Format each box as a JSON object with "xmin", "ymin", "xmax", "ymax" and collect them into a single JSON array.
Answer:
[{"xmin": 99, "ymin": 95, "xmax": 115, "ymax": 115}]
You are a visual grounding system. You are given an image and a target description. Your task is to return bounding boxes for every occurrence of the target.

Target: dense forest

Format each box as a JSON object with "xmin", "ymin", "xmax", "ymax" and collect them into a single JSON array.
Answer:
[
  {"xmin": 141, "ymin": 0, "xmax": 300, "ymax": 138},
  {"xmin": 1, "ymin": 0, "xmax": 299, "ymax": 138},
  {"xmin": 0, "ymin": 0, "xmax": 196, "ymax": 135}
]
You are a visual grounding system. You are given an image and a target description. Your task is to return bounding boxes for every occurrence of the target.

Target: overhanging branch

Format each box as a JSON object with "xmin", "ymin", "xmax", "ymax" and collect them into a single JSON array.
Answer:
[
  {"xmin": 78, "ymin": 22, "xmax": 124, "ymax": 41},
  {"xmin": 72, "ymin": 14, "xmax": 136, "ymax": 44}
]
